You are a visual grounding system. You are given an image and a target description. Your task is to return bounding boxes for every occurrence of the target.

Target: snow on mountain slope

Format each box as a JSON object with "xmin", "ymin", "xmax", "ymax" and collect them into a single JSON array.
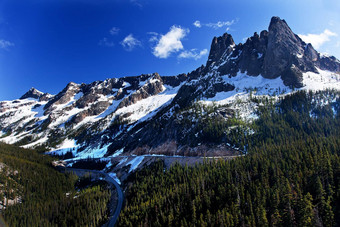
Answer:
[
  {"xmin": 0, "ymin": 73, "xmax": 186, "ymax": 151},
  {"xmin": 200, "ymin": 68, "xmax": 339, "ymax": 122},
  {"xmin": 199, "ymin": 72, "xmax": 289, "ymax": 121},
  {"xmin": 114, "ymin": 83, "xmax": 182, "ymax": 124},
  {"xmin": 0, "ymin": 98, "xmax": 48, "ymax": 144},
  {"xmin": 1, "ymin": 17, "xmax": 340, "ymax": 161},
  {"xmin": 206, "ymin": 72, "xmax": 289, "ymax": 102},
  {"xmin": 302, "ymin": 68, "xmax": 340, "ymax": 90}
]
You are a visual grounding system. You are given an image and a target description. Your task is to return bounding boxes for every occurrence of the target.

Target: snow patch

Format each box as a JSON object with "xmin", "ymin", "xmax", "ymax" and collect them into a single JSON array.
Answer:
[
  {"xmin": 200, "ymin": 72, "xmax": 290, "ymax": 122},
  {"xmin": 122, "ymin": 81, "xmax": 131, "ymax": 87},
  {"xmin": 126, "ymin": 156, "xmax": 144, "ymax": 173},
  {"xmin": 32, "ymin": 103, "xmax": 47, "ymax": 118},
  {"xmin": 111, "ymin": 148, "xmax": 124, "ymax": 157},
  {"xmin": 74, "ymin": 143, "xmax": 111, "ymax": 160},
  {"xmin": 105, "ymin": 160, "xmax": 113, "ymax": 169},
  {"xmin": 114, "ymin": 84, "xmax": 181, "ymax": 123},
  {"xmin": 302, "ymin": 68, "xmax": 340, "ymax": 90},
  {"xmin": 117, "ymin": 157, "xmax": 128, "ymax": 166},
  {"xmin": 48, "ymin": 139, "xmax": 79, "ymax": 155},
  {"xmin": 21, "ymin": 136, "xmax": 49, "ymax": 149},
  {"xmin": 108, "ymin": 172, "xmax": 121, "ymax": 185},
  {"xmin": 205, "ymin": 72, "xmax": 289, "ymax": 105},
  {"xmin": 58, "ymin": 139, "xmax": 78, "ymax": 150},
  {"xmin": 296, "ymin": 53, "xmax": 303, "ymax": 58}
]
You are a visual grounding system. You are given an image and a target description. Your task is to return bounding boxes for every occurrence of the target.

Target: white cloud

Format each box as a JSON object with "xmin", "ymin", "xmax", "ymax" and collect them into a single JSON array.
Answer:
[
  {"xmin": 178, "ymin": 48, "xmax": 208, "ymax": 60},
  {"xmin": 193, "ymin": 20, "xmax": 201, "ymax": 28},
  {"xmin": 299, "ymin": 29, "xmax": 337, "ymax": 49},
  {"xmin": 120, "ymin": 34, "xmax": 141, "ymax": 51},
  {"xmin": 147, "ymin": 32, "xmax": 159, "ymax": 42},
  {"xmin": 193, "ymin": 19, "xmax": 235, "ymax": 30},
  {"xmin": 206, "ymin": 20, "xmax": 235, "ymax": 29},
  {"xmin": 0, "ymin": 39, "xmax": 14, "ymax": 50},
  {"xmin": 98, "ymin": 37, "xmax": 114, "ymax": 47},
  {"xmin": 153, "ymin": 25, "xmax": 189, "ymax": 59},
  {"xmin": 110, "ymin": 27, "xmax": 120, "ymax": 35}
]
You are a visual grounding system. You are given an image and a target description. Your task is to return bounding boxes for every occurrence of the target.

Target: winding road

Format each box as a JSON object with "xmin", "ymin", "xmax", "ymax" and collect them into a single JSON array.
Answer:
[{"xmin": 65, "ymin": 168, "xmax": 123, "ymax": 227}]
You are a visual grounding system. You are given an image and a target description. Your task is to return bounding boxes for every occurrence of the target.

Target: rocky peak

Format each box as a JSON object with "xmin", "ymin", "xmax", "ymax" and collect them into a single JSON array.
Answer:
[
  {"xmin": 2, "ymin": 16, "xmax": 340, "ymax": 157},
  {"xmin": 207, "ymin": 33, "xmax": 235, "ymax": 67},
  {"xmin": 268, "ymin": 16, "xmax": 288, "ymax": 32},
  {"xmin": 237, "ymin": 32, "xmax": 268, "ymax": 76},
  {"xmin": 65, "ymin": 82, "xmax": 79, "ymax": 90},
  {"xmin": 263, "ymin": 17, "xmax": 306, "ymax": 79},
  {"xmin": 44, "ymin": 82, "xmax": 81, "ymax": 111},
  {"xmin": 20, "ymin": 87, "xmax": 44, "ymax": 100},
  {"xmin": 150, "ymin": 72, "xmax": 162, "ymax": 82},
  {"xmin": 208, "ymin": 16, "xmax": 340, "ymax": 88}
]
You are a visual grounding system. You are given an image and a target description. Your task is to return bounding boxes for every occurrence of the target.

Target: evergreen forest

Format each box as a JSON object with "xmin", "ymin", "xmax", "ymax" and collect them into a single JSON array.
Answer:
[
  {"xmin": 118, "ymin": 90, "xmax": 340, "ymax": 227},
  {"xmin": 0, "ymin": 143, "xmax": 111, "ymax": 226}
]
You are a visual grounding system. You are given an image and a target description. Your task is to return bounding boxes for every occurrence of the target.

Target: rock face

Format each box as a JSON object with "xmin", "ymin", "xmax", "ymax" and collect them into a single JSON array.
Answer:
[
  {"xmin": 44, "ymin": 82, "xmax": 81, "ymax": 112},
  {"xmin": 0, "ymin": 16, "xmax": 339, "ymax": 158},
  {"xmin": 319, "ymin": 55, "xmax": 340, "ymax": 72},
  {"xmin": 263, "ymin": 17, "xmax": 305, "ymax": 78},
  {"xmin": 207, "ymin": 33, "xmax": 235, "ymax": 68},
  {"xmin": 207, "ymin": 16, "xmax": 340, "ymax": 88},
  {"xmin": 117, "ymin": 73, "xmax": 164, "ymax": 109}
]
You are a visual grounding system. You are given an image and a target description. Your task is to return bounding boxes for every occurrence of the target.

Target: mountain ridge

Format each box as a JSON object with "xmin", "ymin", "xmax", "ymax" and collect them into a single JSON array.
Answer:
[{"xmin": 0, "ymin": 16, "xmax": 339, "ymax": 160}]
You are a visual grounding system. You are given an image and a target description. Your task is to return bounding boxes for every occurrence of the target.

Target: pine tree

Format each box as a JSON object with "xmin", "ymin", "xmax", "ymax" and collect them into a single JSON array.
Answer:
[{"xmin": 297, "ymin": 193, "xmax": 315, "ymax": 227}]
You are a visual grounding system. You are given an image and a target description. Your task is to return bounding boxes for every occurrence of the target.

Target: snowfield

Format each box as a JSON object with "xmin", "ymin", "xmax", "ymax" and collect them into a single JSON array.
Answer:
[
  {"xmin": 126, "ymin": 156, "xmax": 145, "ymax": 173},
  {"xmin": 113, "ymin": 84, "xmax": 181, "ymax": 124},
  {"xmin": 302, "ymin": 68, "xmax": 340, "ymax": 91},
  {"xmin": 200, "ymin": 69, "xmax": 339, "ymax": 122}
]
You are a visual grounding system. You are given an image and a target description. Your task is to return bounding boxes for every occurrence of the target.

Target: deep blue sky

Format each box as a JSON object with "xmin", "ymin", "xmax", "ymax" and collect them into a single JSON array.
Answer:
[{"xmin": 1, "ymin": 0, "xmax": 340, "ymax": 100}]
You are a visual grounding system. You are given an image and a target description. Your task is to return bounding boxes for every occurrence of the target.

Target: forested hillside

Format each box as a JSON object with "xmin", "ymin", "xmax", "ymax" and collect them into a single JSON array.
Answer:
[
  {"xmin": 0, "ymin": 144, "xmax": 111, "ymax": 226},
  {"xmin": 118, "ymin": 90, "xmax": 340, "ymax": 226}
]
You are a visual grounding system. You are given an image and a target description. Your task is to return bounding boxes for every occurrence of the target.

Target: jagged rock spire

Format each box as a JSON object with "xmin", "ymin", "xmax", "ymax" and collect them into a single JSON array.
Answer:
[
  {"xmin": 207, "ymin": 33, "xmax": 235, "ymax": 67},
  {"xmin": 205, "ymin": 16, "xmax": 340, "ymax": 88}
]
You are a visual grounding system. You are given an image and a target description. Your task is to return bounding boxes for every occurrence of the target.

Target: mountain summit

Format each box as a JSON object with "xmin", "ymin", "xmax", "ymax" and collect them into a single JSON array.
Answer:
[
  {"xmin": 206, "ymin": 16, "xmax": 340, "ymax": 88},
  {"xmin": 0, "ymin": 16, "xmax": 339, "ymax": 159}
]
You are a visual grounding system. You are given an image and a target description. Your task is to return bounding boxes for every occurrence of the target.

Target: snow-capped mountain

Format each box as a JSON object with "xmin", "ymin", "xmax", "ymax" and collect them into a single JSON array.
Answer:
[
  {"xmin": 0, "ymin": 73, "xmax": 185, "ymax": 148},
  {"xmin": 1, "ymin": 17, "xmax": 339, "ymax": 160}
]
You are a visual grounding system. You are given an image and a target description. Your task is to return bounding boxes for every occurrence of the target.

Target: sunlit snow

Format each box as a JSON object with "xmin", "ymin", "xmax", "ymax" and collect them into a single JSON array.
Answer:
[
  {"xmin": 302, "ymin": 68, "xmax": 340, "ymax": 90},
  {"xmin": 108, "ymin": 172, "xmax": 121, "ymax": 185},
  {"xmin": 126, "ymin": 156, "xmax": 144, "ymax": 173}
]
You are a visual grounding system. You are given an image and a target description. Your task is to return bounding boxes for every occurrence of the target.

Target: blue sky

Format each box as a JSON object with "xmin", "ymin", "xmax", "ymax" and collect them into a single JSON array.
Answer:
[{"xmin": 0, "ymin": 0, "xmax": 340, "ymax": 100}]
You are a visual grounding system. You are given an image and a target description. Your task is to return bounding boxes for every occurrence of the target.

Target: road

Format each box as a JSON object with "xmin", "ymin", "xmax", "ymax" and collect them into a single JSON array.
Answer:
[{"xmin": 65, "ymin": 168, "xmax": 124, "ymax": 227}]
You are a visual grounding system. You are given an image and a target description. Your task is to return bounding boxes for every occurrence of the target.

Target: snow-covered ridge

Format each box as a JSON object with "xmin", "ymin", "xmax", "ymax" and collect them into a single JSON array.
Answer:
[
  {"xmin": 0, "ymin": 73, "xmax": 185, "ymax": 150},
  {"xmin": 1, "ymin": 16, "xmax": 340, "ymax": 160},
  {"xmin": 1, "ymin": 68, "xmax": 339, "ymax": 155}
]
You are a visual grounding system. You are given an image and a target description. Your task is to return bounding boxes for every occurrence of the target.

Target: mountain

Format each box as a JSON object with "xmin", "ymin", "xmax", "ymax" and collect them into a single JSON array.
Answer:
[{"xmin": 1, "ymin": 16, "xmax": 339, "ymax": 160}]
